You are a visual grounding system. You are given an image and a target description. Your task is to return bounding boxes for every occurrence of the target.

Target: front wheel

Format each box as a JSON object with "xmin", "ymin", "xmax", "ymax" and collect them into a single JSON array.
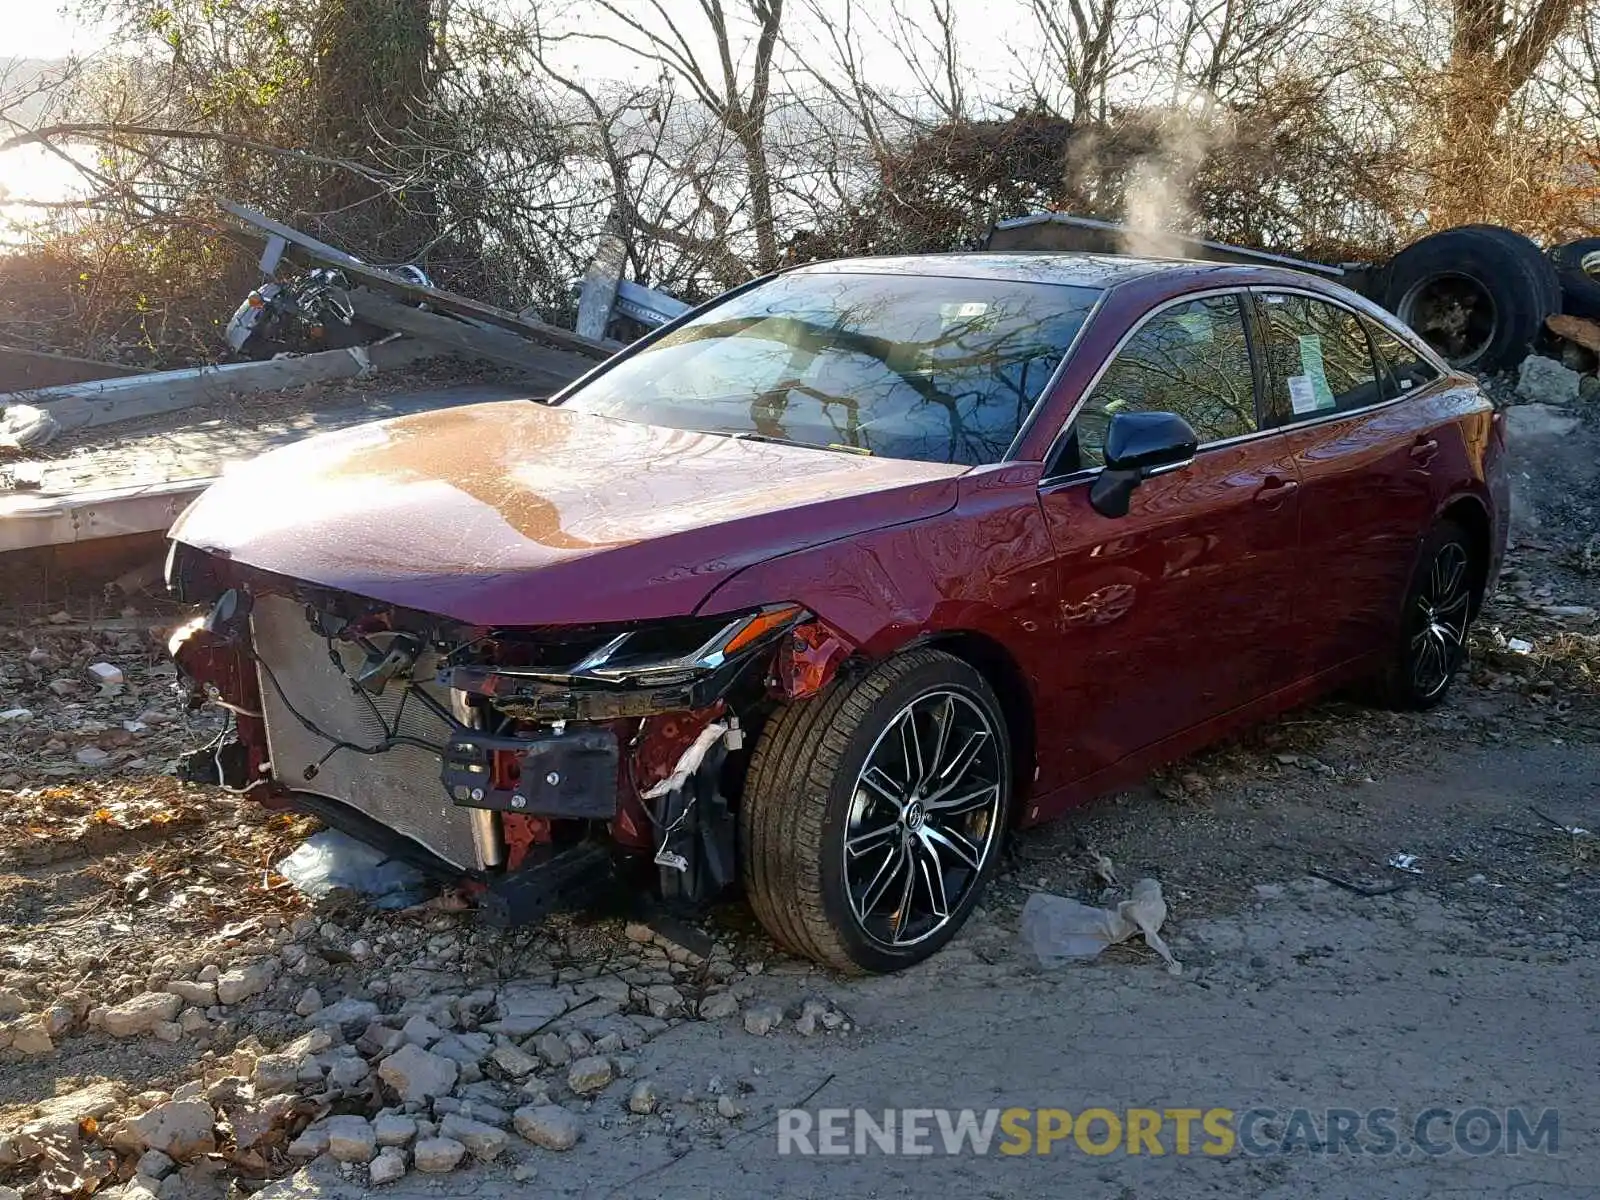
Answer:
[
  {"xmin": 739, "ymin": 649, "xmax": 1012, "ymax": 973},
  {"xmin": 1375, "ymin": 519, "xmax": 1478, "ymax": 710}
]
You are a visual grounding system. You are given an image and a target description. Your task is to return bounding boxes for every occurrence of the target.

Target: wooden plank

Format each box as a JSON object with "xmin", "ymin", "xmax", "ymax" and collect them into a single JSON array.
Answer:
[
  {"xmin": 0, "ymin": 476, "xmax": 211, "ymax": 554},
  {"xmin": 575, "ymin": 231, "xmax": 628, "ymax": 342},
  {"xmin": 0, "ymin": 345, "xmax": 149, "ymax": 392},
  {"xmin": 1548, "ymin": 314, "xmax": 1600, "ymax": 355},
  {"xmin": 19, "ymin": 340, "xmax": 438, "ymax": 434},
  {"xmin": 218, "ymin": 200, "xmax": 611, "ymax": 361},
  {"xmin": 346, "ymin": 292, "xmax": 599, "ymax": 388}
]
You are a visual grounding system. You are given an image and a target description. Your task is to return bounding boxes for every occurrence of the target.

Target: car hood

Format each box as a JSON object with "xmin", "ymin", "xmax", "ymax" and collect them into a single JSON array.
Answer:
[{"xmin": 170, "ymin": 399, "xmax": 965, "ymax": 625}]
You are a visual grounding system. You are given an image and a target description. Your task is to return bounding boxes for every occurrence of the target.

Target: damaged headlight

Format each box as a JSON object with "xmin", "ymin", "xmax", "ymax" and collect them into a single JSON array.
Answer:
[
  {"xmin": 450, "ymin": 604, "xmax": 808, "ymax": 718},
  {"xmin": 571, "ymin": 604, "xmax": 806, "ymax": 685}
]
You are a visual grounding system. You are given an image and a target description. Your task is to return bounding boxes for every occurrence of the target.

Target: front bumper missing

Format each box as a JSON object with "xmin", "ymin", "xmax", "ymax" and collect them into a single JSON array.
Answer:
[{"xmin": 442, "ymin": 727, "xmax": 620, "ymax": 818}]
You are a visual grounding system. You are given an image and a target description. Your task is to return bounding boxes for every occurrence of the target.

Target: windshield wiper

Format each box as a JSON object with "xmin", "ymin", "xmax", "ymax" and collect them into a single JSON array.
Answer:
[{"xmin": 712, "ymin": 430, "xmax": 872, "ymax": 456}]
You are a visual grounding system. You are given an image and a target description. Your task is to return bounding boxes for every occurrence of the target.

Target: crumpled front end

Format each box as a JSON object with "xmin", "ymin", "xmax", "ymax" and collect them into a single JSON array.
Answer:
[{"xmin": 166, "ymin": 547, "xmax": 855, "ymax": 921}]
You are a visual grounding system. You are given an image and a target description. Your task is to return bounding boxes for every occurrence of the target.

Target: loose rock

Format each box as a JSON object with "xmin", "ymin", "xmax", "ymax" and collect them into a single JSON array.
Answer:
[
  {"xmin": 378, "ymin": 1043, "xmax": 460, "ymax": 1103},
  {"xmin": 490, "ymin": 1040, "xmax": 540, "ymax": 1077},
  {"xmin": 512, "ymin": 1105, "xmax": 582, "ymax": 1151},
  {"xmin": 566, "ymin": 1055, "xmax": 614, "ymax": 1096},
  {"xmin": 698, "ymin": 991, "xmax": 739, "ymax": 1021},
  {"xmin": 643, "ymin": 984, "xmax": 683, "ymax": 1018},
  {"xmin": 102, "ymin": 993, "xmax": 183, "ymax": 1038},
  {"xmin": 165, "ymin": 981, "xmax": 217, "ymax": 1008},
  {"xmin": 490, "ymin": 985, "xmax": 569, "ymax": 1036},
  {"xmin": 1516, "ymin": 354, "xmax": 1581, "ymax": 406},
  {"xmin": 438, "ymin": 1114, "xmax": 507, "ymax": 1161},
  {"xmin": 135, "ymin": 1150, "xmax": 175, "ymax": 1179},
  {"xmin": 412, "ymin": 1137, "xmax": 466, "ymax": 1173},
  {"xmin": 743, "ymin": 1002, "xmax": 784, "ymax": 1037},
  {"xmin": 215, "ymin": 961, "xmax": 276, "ymax": 1006},
  {"xmin": 286, "ymin": 1129, "xmax": 329, "ymax": 1159},
  {"xmin": 309, "ymin": 997, "xmax": 380, "ymax": 1035},
  {"xmin": 373, "ymin": 1115, "xmax": 417, "ymax": 1148},
  {"xmin": 627, "ymin": 1079, "xmax": 660, "ymax": 1115},
  {"xmin": 368, "ymin": 1147, "xmax": 407, "ymax": 1186},
  {"xmin": 325, "ymin": 1116, "xmax": 377, "ymax": 1164},
  {"xmin": 128, "ymin": 1101, "xmax": 216, "ymax": 1161},
  {"xmin": 534, "ymin": 1032, "xmax": 570, "ymax": 1068}
]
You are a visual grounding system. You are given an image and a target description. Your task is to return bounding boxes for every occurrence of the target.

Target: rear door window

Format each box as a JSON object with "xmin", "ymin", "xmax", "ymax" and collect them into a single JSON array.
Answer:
[
  {"xmin": 1257, "ymin": 293, "xmax": 1384, "ymax": 425},
  {"xmin": 1062, "ymin": 294, "xmax": 1257, "ymax": 471},
  {"xmin": 1366, "ymin": 321, "xmax": 1442, "ymax": 400}
]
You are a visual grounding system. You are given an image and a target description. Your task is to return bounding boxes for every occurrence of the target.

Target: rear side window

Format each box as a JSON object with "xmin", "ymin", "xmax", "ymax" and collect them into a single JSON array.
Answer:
[
  {"xmin": 1367, "ymin": 321, "xmax": 1441, "ymax": 400},
  {"xmin": 1258, "ymin": 293, "xmax": 1383, "ymax": 424},
  {"xmin": 1064, "ymin": 294, "xmax": 1257, "ymax": 471}
]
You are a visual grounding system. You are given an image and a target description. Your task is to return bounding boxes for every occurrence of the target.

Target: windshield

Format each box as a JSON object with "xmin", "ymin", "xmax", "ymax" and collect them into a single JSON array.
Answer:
[{"xmin": 560, "ymin": 270, "xmax": 1100, "ymax": 465}]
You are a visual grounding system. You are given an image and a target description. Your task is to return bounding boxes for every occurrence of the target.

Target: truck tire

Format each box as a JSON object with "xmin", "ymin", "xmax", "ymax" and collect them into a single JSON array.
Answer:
[
  {"xmin": 1378, "ymin": 225, "xmax": 1560, "ymax": 372},
  {"xmin": 1550, "ymin": 238, "xmax": 1600, "ymax": 319}
]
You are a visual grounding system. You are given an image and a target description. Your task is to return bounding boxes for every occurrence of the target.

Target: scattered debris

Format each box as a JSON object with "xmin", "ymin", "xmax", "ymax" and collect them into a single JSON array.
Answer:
[
  {"xmin": 0, "ymin": 403, "xmax": 59, "ymax": 450},
  {"xmin": 1388, "ymin": 853, "xmax": 1424, "ymax": 874},
  {"xmin": 274, "ymin": 829, "xmax": 429, "ymax": 908},
  {"xmin": 1020, "ymin": 879, "xmax": 1181, "ymax": 973},
  {"xmin": 1305, "ymin": 869, "xmax": 1411, "ymax": 898}
]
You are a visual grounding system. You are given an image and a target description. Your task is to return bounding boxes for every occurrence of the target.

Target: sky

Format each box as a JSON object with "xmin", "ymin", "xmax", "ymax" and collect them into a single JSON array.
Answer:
[
  {"xmin": 10, "ymin": 3, "xmax": 94, "ymax": 58},
  {"xmin": 7, "ymin": 0, "xmax": 1035, "ymax": 93}
]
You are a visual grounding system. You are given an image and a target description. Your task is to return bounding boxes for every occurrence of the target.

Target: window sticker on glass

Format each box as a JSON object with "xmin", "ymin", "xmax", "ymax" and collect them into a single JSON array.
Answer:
[
  {"xmin": 1174, "ymin": 312, "xmax": 1214, "ymax": 342},
  {"xmin": 1287, "ymin": 375, "xmax": 1320, "ymax": 415},
  {"xmin": 1297, "ymin": 334, "xmax": 1335, "ymax": 409},
  {"xmin": 941, "ymin": 302, "xmax": 990, "ymax": 319}
]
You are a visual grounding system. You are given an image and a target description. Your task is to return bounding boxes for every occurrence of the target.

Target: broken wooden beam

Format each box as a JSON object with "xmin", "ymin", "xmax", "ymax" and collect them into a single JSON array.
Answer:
[
  {"xmin": 217, "ymin": 201, "xmax": 612, "ymax": 361},
  {"xmin": 344, "ymin": 292, "xmax": 598, "ymax": 388}
]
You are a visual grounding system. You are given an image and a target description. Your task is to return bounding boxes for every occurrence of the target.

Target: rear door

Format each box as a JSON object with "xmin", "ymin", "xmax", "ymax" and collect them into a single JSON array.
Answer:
[
  {"xmin": 1252, "ymin": 290, "xmax": 1445, "ymax": 675},
  {"xmin": 1035, "ymin": 291, "xmax": 1304, "ymax": 780}
]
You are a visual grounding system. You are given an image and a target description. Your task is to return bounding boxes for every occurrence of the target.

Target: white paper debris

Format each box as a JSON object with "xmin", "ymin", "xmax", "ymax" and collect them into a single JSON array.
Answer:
[
  {"xmin": 640, "ymin": 722, "xmax": 729, "ymax": 800},
  {"xmin": 1387, "ymin": 853, "xmax": 1423, "ymax": 874},
  {"xmin": 1020, "ymin": 879, "xmax": 1181, "ymax": 974},
  {"xmin": 0, "ymin": 403, "xmax": 60, "ymax": 450}
]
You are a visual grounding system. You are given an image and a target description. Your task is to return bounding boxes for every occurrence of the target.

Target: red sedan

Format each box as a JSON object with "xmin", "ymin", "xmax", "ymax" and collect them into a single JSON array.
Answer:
[{"xmin": 166, "ymin": 253, "xmax": 1508, "ymax": 972}]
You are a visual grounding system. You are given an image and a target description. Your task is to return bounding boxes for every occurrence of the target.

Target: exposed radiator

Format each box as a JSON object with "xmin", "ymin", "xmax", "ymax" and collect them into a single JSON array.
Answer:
[{"xmin": 251, "ymin": 592, "xmax": 486, "ymax": 871}]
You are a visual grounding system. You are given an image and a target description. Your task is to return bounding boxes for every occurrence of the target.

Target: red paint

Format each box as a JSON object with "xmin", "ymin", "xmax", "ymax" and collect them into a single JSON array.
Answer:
[
  {"xmin": 170, "ymin": 255, "xmax": 1506, "ymax": 844},
  {"xmin": 773, "ymin": 620, "xmax": 854, "ymax": 700},
  {"xmin": 502, "ymin": 814, "xmax": 552, "ymax": 872}
]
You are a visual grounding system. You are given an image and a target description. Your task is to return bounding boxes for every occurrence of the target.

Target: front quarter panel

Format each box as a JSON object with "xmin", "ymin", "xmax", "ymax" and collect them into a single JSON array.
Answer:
[{"xmin": 696, "ymin": 463, "xmax": 1062, "ymax": 797}]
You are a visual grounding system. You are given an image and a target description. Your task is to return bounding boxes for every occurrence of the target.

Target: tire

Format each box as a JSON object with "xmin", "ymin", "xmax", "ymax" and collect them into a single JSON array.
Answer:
[
  {"xmin": 1378, "ymin": 225, "xmax": 1560, "ymax": 372},
  {"xmin": 739, "ymin": 649, "xmax": 1012, "ymax": 974},
  {"xmin": 1374, "ymin": 520, "xmax": 1478, "ymax": 710},
  {"xmin": 1550, "ymin": 238, "xmax": 1600, "ymax": 319}
]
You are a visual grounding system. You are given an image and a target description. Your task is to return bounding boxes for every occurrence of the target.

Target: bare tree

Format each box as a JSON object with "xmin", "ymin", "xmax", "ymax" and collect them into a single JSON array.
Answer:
[
  {"xmin": 1024, "ymin": 0, "xmax": 1134, "ymax": 124},
  {"xmin": 543, "ymin": 0, "xmax": 786, "ymax": 274}
]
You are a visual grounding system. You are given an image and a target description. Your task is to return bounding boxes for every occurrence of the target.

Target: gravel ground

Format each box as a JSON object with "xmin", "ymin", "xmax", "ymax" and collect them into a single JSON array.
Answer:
[{"xmin": 0, "ymin": 366, "xmax": 1595, "ymax": 1200}]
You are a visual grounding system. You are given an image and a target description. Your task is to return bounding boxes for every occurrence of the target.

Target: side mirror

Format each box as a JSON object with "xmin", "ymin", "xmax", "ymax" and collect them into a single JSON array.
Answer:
[{"xmin": 1089, "ymin": 411, "xmax": 1199, "ymax": 518}]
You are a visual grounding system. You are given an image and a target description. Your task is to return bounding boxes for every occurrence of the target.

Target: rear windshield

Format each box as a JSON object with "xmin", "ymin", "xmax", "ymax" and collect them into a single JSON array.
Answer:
[{"xmin": 560, "ymin": 271, "xmax": 1100, "ymax": 465}]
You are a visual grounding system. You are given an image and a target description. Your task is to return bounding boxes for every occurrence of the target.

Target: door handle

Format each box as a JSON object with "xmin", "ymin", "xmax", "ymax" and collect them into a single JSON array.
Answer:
[
  {"xmin": 1409, "ymin": 437, "xmax": 1439, "ymax": 464},
  {"xmin": 1253, "ymin": 476, "xmax": 1299, "ymax": 507}
]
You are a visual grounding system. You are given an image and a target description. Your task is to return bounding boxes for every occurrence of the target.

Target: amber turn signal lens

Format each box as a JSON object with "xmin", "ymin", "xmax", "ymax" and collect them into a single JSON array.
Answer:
[{"xmin": 721, "ymin": 605, "xmax": 803, "ymax": 656}]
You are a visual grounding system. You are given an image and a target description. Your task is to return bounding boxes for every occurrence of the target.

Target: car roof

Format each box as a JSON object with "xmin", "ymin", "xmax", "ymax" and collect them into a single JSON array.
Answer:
[{"xmin": 788, "ymin": 252, "xmax": 1197, "ymax": 289}]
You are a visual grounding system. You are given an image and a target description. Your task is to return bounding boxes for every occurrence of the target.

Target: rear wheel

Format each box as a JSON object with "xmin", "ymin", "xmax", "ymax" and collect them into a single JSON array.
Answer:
[
  {"xmin": 1375, "ymin": 520, "xmax": 1478, "ymax": 710},
  {"xmin": 739, "ymin": 649, "xmax": 1012, "ymax": 973}
]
